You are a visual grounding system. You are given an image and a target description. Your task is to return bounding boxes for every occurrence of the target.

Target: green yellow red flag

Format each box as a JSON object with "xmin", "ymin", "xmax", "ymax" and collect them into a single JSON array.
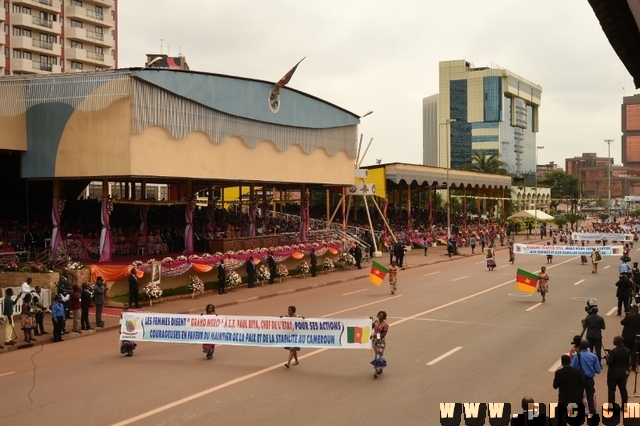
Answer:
[
  {"xmin": 516, "ymin": 268, "xmax": 538, "ymax": 293},
  {"xmin": 369, "ymin": 261, "xmax": 389, "ymax": 286},
  {"xmin": 347, "ymin": 326, "xmax": 370, "ymax": 344}
]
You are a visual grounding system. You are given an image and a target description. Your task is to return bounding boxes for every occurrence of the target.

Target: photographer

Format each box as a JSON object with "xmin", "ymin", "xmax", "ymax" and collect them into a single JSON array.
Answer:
[
  {"xmin": 616, "ymin": 274, "xmax": 633, "ymax": 316},
  {"xmin": 582, "ymin": 302, "xmax": 606, "ymax": 363},
  {"xmin": 606, "ymin": 335, "xmax": 631, "ymax": 410},
  {"xmin": 622, "ymin": 305, "xmax": 640, "ymax": 352}
]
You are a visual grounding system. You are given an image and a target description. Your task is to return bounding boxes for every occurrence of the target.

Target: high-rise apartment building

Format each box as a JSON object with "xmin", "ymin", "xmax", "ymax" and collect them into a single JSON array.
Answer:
[
  {"xmin": 622, "ymin": 94, "xmax": 640, "ymax": 168},
  {"xmin": 423, "ymin": 60, "xmax": 542, "ymax": 181},
  {"xmin": 1, "ymin": 0, "xmax": 117, "ymax": 75}
]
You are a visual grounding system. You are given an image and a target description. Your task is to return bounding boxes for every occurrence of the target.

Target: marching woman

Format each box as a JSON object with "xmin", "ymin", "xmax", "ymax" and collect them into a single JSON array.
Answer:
[
  {"xmin": 202, "ymin": 304, "xmax": 217, "ymax": 360},
  {"xmin": 388, "ymin": 261, "xmax": 398, "ymax": 294},
  {"xmin": 538, "ymin": 266, "xmax": 550, "ymax": 303},
  {"xmin": 281, "ymin": 305, "xmax": 304, "ymax": 368},
  {"xmin": 370, "ymin": 311, "xmax": 389, "ymax": 379},
  {"xmin": 119, "ymin": 302, "xmax": 137, "ymax": 357},
  {"xmin": 580, "ymin": 241, "xmax": 588, "ymax": 265},
  {"xmin": 508, "ymin": 241, "xmax": 515, "ymax": 264},
  {"xmin": 20, "ymin": 293, "xmax": 36, "ymax": 343}
]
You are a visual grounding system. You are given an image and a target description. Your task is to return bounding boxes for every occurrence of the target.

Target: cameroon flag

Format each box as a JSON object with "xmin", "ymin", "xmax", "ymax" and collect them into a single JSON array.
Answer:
[
  {"xmin": 516, "ymin": 268, "xmax": 538, "ymax": 293},
  {"xmin": 369, "ymin": 261, "xmax": 389, "ymax": 286},
  {"xmin": 347, "ymin": 326, "xmax": 370, "ymax": 344}
]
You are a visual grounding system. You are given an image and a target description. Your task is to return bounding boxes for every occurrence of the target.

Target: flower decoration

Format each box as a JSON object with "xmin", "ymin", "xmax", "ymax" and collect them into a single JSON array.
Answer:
[
  {"xmin": 187, "ymin": 275, "xmax": 205, "ymax": 294},
  {"xmin": 322, "ymin": 258, "xmax": 335, "ymax": 271},
  {"xmin": 256, "ymin": 264, "xmax": 271, "ymax": 282},
  {"xmin": 146, "ymin": 259, "xmax": 157, "ymax": 264},
  {"xmin": 162, "ymin": 257, "xmax": 175, "ymax": 263},
  {"xmin": 131, "ymin": 260, "xmax": 143, "ymax": 267},
  {"xmin": 144, "ymin": 282, "xmax": 163, "ymax": 299},
  {"xmin": 57, "ymin": 199, "xmax": 66, "ymax": 215},
  {"xmin": 201, "ymin": 253, "xmax": 213, "ymax": 258},
  {"xmin": 226, "ymin": 271, "xmax": 243, "ymax": 288},
  {"xmin": 176, "ymin": 255, "xmax": 187, "ymax": 261},
  {"xmin": 66, "ymin": 261, "xmax": 85, "ymax": 270},
  {"xmin": 188, "ymin": 254, "xmax": 201, "ymax": 260},
  {"xmin": 338, "ymin": 252, "xmax": 356, "ymax": 266},
  {"xmin": 31, "ymin": 262, "xmax": 45, "ymax": 272},
  {"xmin": 276, "ymin": 264, "xmax": 289, "ymax": 277},
  {"xmin": 106, "ymin": 198, "xmax": 114, "ymax": 215},
  {"xmin": 298, "ymin": 261, "xmax": 310, "ymax": 275}
]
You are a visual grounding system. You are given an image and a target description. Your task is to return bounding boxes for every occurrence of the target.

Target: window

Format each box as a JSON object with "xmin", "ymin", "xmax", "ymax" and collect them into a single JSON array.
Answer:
[
  {"xmin": 71, "ymin": 61, "xmax": 83, "ymax": 70},
  {"xmin": 22, "ymin": 7, "xmax": 31, "ymax": 15},
  {"xmin": 49, "ymin": 35, "xmax": 57, "ymax": 44},
  {"xmin": 22, "ymin": 29, "xmax": 31, "ymax": 37},
  {"xmin": 71, "ymin": 40, "xmax": 83, "ymax": 49},
  {"xmin": 95, "ymin": 66, "xmax": 103, "ymax": 71},
  {"xmin": 13, "ymin": 49, "xmax": 21, "ymax": 59},
  {"xmin": 13, "ymin": 27, "xmax": 21, "ymax": 36},
  {"xmin": 71, "ymin": 20, "xmax": 82, "ymax": 28},
  {"xmin": 95, "ymin": 46, "xmax": 103, "ymax": 54},
  {"xmin": 71, "ymin": 0, "xmax": 82, "ymax": 6},
  {"xmin": 4, "ymin": 47, "xmax": 8, "ymax": 57},
  {"xmin": 23, "ymin": 51, "xmax": 31, "ymax": 60},
  {"xmin": 39, "ymin": 11, "xmax": 47, "ymax": 20},
  {"xmin": 95, "ymin": 6, "xmax": 103, "ymax": 14},
  {"xmin": 12, "ymin": 4, "xmax": 20, "ymax": 13},
  {"xmin": 4, "ymin": 2, "xmax": 8, "ymax": 14},
  {"xmin": 111, "ymin": 29, "xmax": 115, "ymax": 38},
  {"xmin": 40, "ymin": 33, "xmax": 48, "ymax": 42},
  {"xmin": 95, "ymin": 26, "xmax": 103, "ymax": 35}
]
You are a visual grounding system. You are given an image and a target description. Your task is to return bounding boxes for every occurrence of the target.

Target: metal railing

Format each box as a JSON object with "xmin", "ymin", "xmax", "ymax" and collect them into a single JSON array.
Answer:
[
  {"xmin": 32, "ymin": 16, "xmax": 53, "ymax": 28},
  {"xmin": 32, "ymin": 38, "xmax": 53, "ymax": 50},
  {"xmin": 86, "ymin": 30, "xmax": 104, "ymax": 41},
  {"xmin": 35, "ymin": 0, "xmax": 53, "ymax": 5},
  {"xmin": 32, "ymin": 61, "xmax": 52, "ymax": 71},
  {"xmin": 86, "ymin": 9, "xmax": 104, "ymax": 20},
  {"xmin": 87, "ymin": 51, "xmax": 104, "ymax": 61}
]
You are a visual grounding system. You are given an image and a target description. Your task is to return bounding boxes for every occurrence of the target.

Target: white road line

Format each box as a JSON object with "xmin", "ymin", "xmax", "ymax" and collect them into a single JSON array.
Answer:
[
  {"xmin": 452, "ymin": 276, "xmax": 468, "ymax": 282},
  {"xmin": 0, "ymin": 372, "xmax": 15, "ymax": 378},
  {"xmin": 342, "ymin": 289, "xmax": 367, "ymax": 296},
  {"xmin": 322, "ymin": 295, "xmax": 402, "ymax": 317},
  {"xmin": 606, "ymin": 307, "xmax": 618, "ymax": 316},
  {"xmin": 573, "ymin": 279, "xmax": 585, "ymax": 286},
  {"xmin": 604, "ymin": 265, "xmax": 611, "ymax": 270},
  {"xmin": 110, "ymin": 256, "xmax": 579, "ymax": 426},
  {"xmin": 526, "ymin": 303, "xmax": 543, "ymax": 312},
  {"xmin": 426, "ymin": 347, "xmax": 463, "ymax": 366},
  {"xmin": 475, "ymin": 260, "xmax": 485, "ymax": 264},
  {"xmin": 424, "ymin": 272, "xmax": 440, "ymax": 277},
  {"xmin": 548, "ymin": 359, "xmax": 562, "ymax": 372}
]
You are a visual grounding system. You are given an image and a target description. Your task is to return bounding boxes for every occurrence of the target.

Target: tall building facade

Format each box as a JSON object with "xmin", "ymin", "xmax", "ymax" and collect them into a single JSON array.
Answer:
[
  {"xmin": 1, "ymin": 0, "xmax": 117, "ymax": 75},
  {"xmin": 622, "ymin": 94, "xmax": 640, "ymax": 168},
  {"xmin": 423, "ymin": 60, "xmax": 542, "ymax": 180}
]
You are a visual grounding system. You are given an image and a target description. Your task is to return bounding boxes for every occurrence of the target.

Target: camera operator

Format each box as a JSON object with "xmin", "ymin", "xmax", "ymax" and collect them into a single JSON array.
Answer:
[
  {"xmin": 606, "ymin": 335, "xmax": 631, "ymax": 410},
  {"xmin": 616, "ymin": 274, "xmax": 633, "ymax": 316},
  {"xmin": 622, "ymin": 305, "xmax": 640, "ymax": 352},
  {"xmin": 582, "ymin": 302, "xmax": 606, "ymax": 363}
]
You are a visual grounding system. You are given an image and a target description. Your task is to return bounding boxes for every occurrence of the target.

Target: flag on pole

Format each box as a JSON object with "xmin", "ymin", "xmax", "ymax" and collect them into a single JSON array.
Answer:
[
  {"xmin": 516, "ymin": 268, "xmax": 538, "ymax": 293},
  {"xmin": 369, "ymin": 261, "xmax": 389, "ymax": 286},
  {"xmin": 273, "ymin": 57, "xmax": 305, "ymax": 95}
]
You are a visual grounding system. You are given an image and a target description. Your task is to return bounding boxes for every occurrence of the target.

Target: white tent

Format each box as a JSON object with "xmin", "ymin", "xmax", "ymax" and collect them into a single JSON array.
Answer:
[{"xmin": 507, "ymin": 209, "xmax": 554, "ymax": 220}]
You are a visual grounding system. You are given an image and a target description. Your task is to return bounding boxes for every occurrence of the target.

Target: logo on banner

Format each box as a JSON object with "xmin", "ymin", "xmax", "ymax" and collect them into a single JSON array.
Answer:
[
  {"xmin": 348, "ymin": 183, "xmax": 376, "ymax": 195},
  {"xmin": 268, "ymin": 88, "xmax": 280, "ymax": 113},
  {"xmin": 123, "ymin": 318, "xmax": 138, "ymax": 335}
]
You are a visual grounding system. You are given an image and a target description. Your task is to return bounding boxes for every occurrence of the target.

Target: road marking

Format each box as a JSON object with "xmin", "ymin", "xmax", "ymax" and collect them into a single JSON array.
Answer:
[
  {"xmin": 424, "ymin": 272, "xmax": 440, "ymax": 277},
  {"xmin": 342, "ymin": 289, "xmax": 367, "ymax": 296},
  {"xmin": 604, "ymin": 265, "xmax": 611, "ymax": 270},
  {"xmin": 426, "ymin": 346, "xmax": 463, "ymax": 366},
  {"xmin": 508, "ymin": 293, "xmax": 532, "ymax": 297},
  {"xmin": 573, "ymin": 279, "xmax": 585, "ymax": 286},
  {"xmin": 499, "ymin": 265, "xmax": 509, "ymax": 269},
  {"xmin": 0, "ymin": 372, "xmax": 14, "ymax": 378},
  {"xmin": 475, "ymin": 260, "xmax": 485, "ymax": 264},
  {"xmin": 548, "ymin": 359, "xmax": 562, "ymax": 372},
  {"xmin": 526, "ymin": 303, "xmax": 543, "ymax": 312},
  {"xmin": 322, "ymin": 295, "xmax": 402, "ymax": 317},
  {"xmin": 452, "ymin": 276, "xmax": 468, "ymax": 282},
  {"xmin": 110, "ymin": 256, "xmax": 578, "ymax": 426},
  {"xmin": 606, "ymin": 307, "xmax": 617, "ymax": 316}
]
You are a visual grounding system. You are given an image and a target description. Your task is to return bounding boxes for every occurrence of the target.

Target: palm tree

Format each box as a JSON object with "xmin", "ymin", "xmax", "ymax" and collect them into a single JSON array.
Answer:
[{"xmin": 462, "ymin": 150, "xmax": 509, "ymax": 175}]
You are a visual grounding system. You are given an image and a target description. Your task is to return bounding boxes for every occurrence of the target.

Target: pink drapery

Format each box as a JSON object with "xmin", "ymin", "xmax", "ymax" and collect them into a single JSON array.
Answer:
[
  {"xmin": 99, "ymin": 197, "xmax": 112, "ymax": 262},
  {"xmin": 139, "ymin": 206, "xmax": 148, "ymax": 240},
  {"xmin": 300, "ymin": 192, "xmax": 309, "ymax": 242},
  {"xmin": 184, "ymin": 203, "xmax": 194, "ymax": 254},
  {"xmin": 50, "ymin": 198, "xmax": 63, "ymax": 260},
  {"xmin": 207, "ymin": 204, "xmax": 215, "ymax": 231}
]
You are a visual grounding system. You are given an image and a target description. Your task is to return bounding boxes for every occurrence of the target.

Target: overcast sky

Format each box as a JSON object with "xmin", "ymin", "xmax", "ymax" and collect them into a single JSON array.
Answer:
[{"xmin": 118, "ymin": 0, "xmax": 638, "ymax": 168}]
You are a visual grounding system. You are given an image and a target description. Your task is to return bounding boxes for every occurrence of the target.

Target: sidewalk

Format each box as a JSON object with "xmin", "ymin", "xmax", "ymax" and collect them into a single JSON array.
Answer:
[{"xmin": 1, "ymin": 233, "xmax": 542, "ymax": 354}]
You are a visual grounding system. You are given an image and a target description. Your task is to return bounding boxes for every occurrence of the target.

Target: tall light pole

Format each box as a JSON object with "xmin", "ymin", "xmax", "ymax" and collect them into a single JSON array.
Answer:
[
  {"xmin": 445, "ymin": 119, "xmax": 456, "ymax": 239},
  {"xmin": 535, "ymin": 146, "xmax": 544, "ymax": 229},
  {"xmin": 605, "ymin": 139, "xmax": 614, "ymax": 219}
]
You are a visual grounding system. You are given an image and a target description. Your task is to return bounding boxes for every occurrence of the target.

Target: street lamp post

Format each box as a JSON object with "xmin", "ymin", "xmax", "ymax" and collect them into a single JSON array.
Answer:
[
  {"xmin": 445, "ymin": 119, "xmax": 456, "ymax": 240},
  {"xmin": 605, "ymin": 139, "xmax": 614, "ymax": 219},
  {"xmin": 535, "ymin": 146, "xmax": 544, "ymax": 230}
]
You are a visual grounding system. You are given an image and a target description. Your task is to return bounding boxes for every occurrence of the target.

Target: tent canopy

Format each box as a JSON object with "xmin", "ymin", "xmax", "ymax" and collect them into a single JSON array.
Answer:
[{"xmin": 508, "ymin": 210, "xmax": 554, "ymax": 220}]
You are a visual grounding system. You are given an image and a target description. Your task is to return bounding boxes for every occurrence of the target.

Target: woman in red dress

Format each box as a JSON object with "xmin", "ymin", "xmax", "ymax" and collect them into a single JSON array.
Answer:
[{"xmin": 202, "ymin": 304, "xmax": 217, "ymax": 360}]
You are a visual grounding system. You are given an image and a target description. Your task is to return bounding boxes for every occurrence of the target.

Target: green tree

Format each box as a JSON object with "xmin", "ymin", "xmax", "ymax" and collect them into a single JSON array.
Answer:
[
  {"xmin": 598, "ymin": 213, "xmax": 610, "ymax": 222},
  {"xmin": 630, "ymin": 209, "xmax": 640, "ymax": 218},
  {"xmin": 462, "ymin": 150, "xmax": 509, "ymax": 175},
  {"xmin": 553, "ymin": 216, "xmax": 568, "ymax": 229},
  {"xmin": 538, "ymin": 171, "xmax": 581, "ymax": 213},
  {"xmin": 563, "ymin": 213, "xmax": 581, "ymax": 230}
]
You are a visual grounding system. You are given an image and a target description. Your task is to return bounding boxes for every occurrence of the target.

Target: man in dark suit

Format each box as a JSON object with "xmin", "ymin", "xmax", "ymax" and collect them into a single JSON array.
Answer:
[
  {"xmin": 352, "ymin": 245, "xmax": 362, "ymax": 269},
  {"xmin": 128, "ymin": 268, "xmax": 140, "ymax": 309},
  {"xmin": 268, "ymin": 252, "xmax": 276, "ymax": 284},
  {"xmin": 246, "ymin": 256, "xmax": 256, "ymax": 288},
  {"xmin": 394, "ymin": 243, "xmax": 404, "ymax": 268},
  {"xmin": 607, "ymin": 335, "xmax": 631, "ymax": 411},
  {"xmin": 510, "ymin": 396, "xmax": 549, "ymax": 426},
  {"xmin": 310, "ymin": 249, "xmax": 317, "ymax": 277},
  {"xmin": 621, "ymin": 305, "xmax": 640, "ymax": 352},
  {"xmin": 553, "ymin": 354, "xmax": 585, "ymax": 425},
  {"xmin": 218, "ymin": 261, "xmax": 226, "ymax": 294},
  {"xmin": 616, "ymin": 274, "xmax": 633, "ymax": 316}
]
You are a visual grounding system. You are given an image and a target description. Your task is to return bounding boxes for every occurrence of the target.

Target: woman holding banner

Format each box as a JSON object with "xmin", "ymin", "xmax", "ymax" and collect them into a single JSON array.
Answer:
[
  {"xmin": 282, "ymin": 305, "xmax": 304, "ymax": 368},
  {"xmin": 370, "ymin": 311, "xmax": 389, "ymax": 379},
  {"xmin": 537, "ymin": 267, "xmax": 549, "ymax": 303},
  {"xmin": 202, "ymin": 304, "xmax": 217, "ymax": 360}
]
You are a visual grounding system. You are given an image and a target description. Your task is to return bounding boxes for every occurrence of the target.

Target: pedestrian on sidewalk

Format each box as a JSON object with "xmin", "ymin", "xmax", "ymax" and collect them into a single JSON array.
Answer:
[
  {"xmin": 70, "ymin": 285, "xmax": 82, "ymax": 333},
  {"xmin": 246, "ymin": 256, "xmax": 256, "ymax": 288},
  {"xmin": 268, "ymin": 252, "xmax": 276, "ymax": 284},
  {"xmin": 282, "ymin": 305, "xmax": 304, "ymax": 368},
  {"xmin": 202, "ymin": 304, "xmax": 217, "ymax": 359},
  {"xmin": 128, "ymin": 268, "xmax": 140, "ymax": 309},
  {"xmin": 51, "ymin": 294, "xmax": 65, "ymax": 342},
  {"xmin": 93, "ymin": 276, "xmax": 106, "ymax": 327},
  {"xmin": 218, "ymin": 261, "xmax": 227, "ymax": 294},
  {"xmin": 80, "ymin": 283, "xmax": 93, "ymax": 330},
  {"xmin": 310, "ymin": 249, "xmax": 317, "ymax": 277}
]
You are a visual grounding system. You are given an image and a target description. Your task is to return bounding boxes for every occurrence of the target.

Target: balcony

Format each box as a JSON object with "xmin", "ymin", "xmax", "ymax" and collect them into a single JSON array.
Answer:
[
  {"xmin": 65, "ymin": 47, "xmax": 111, "ymax": 67},
  {"xmin": 15, "ymin": 0, "xmax": 61, "ymax": 13},
  {"xmin": 86, "ymin": 51, "xmax": 104, "ymax": 61},
  {"xmin": 65, "ymin": 26, "xmax": 113, "ymax": 48},
  {"xmin": 10, "ymin": 12, "xmax": 61, "ymax": 34},
  {"xmin": 11, "ymin": 35, "xmax": 61, "ymax": 56},
  {"xmin": 84, "ymin": 0, "xmax": 112, "ymax": 6},
  {"xmin": 65, "ymin": 5, "xmax": 114, "ymax": 27},
  {"xmin": 32, "ymin": 61, "xmax": 61, "ymax": 74}
]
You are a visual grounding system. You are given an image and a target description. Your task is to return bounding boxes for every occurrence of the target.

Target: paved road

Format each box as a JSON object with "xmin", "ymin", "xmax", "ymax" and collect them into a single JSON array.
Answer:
[{"xmin": 0, "ymin": 240, "xmax": 632, "ymax": 425}]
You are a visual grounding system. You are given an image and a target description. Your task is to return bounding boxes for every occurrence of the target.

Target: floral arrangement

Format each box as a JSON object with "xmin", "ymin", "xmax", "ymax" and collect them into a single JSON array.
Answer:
[
  {"xmin": 338, "ymin": 252, "xmax": 356, "ymax": 266},
  {"xmin": 66, "ymin": 261, "xmax": 85, "ymax": 270},
  {"xmin": 57, "ymin": 199, "xmax": 66, "ymax": 215},
  {"xmin": 31, "ymin": 262, "xmax": 45, "ymax": 272},
  {"xmin": 0, "ymin": 260, "xmax": 18, "ymax": 272},
  {"xmin": 188, "ymin": 254, "xmax": 201, "ymax": 260},
  {"xmin": 276, "ymin": 264, "xmax": 289, "ymax": 277},
  {"xmin": 131, "ymin": 260, "xmax": 143, "ymax": 267},
  {"xmin": 187, "ymin": 275, "xmax": 205, "ymax": 294},
  {"xmin": 189, "ymin": 198, "xmax": 197, "ymax": 212},
  {"xmin": 106, "ymin": 198, "xmax": 114, "ymax": 215},
  {"xmin": 146, "ymin": 259, "xmax": 157, "ymax": 264},
  {"xmin": 322, "ymin": 258, "xmax": 335, "ymax": 271},
  {"xmin": 144, "ymin": 282, "xmax": 163, "ymax": 299},
  {"xmin": 298, "ymin": 261, "xmax": 310, "ymax": 275},
  {"xmin": 162, "ymin": 257, "xmax": 175, "ymax": 263},
  {"xmin": 201, "ymin": 253, "xmax": 213, "ymax": 258},
  {"xmin": 226, "ymin": 271, "xmax": 243, "ymax": 288},
  {"xmin": 256, "ymin": 264, "xmax": 271, "ymax": 282},
  {"xmin": 176, "ymin": 255, "xmax": 188, "ymax": 261}
]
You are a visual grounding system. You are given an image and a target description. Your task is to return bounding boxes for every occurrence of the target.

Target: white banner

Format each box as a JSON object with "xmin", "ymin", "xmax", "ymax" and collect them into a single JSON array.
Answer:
[
  {"xmin": 571, "ymin": 232, "xmax": 633, "ymax": 242},
  {"xmin": 514, "ymin": 243, "xmax": 623, "ymax": 256},
  {"xmin": 347, "ymin": 183, "xmax": 376, "ymax": 196},
  {"xmin": 120, "ymin": 312, "xmax": 372, "ymax": 349}
]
